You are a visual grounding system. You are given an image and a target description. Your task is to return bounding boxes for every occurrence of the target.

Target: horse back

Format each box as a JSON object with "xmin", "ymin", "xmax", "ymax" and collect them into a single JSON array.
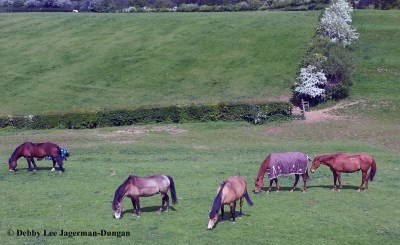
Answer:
[
  {"xmin": 127, "ymin": 175, "xmax": 170, "ymax": 197},
  {"xmin": 334, "ymin": 154, "xmax": 373, "ymax": 172},
  {"xmin": 221, "ymin": 176, "xmax": 247, "ymax": 204}
]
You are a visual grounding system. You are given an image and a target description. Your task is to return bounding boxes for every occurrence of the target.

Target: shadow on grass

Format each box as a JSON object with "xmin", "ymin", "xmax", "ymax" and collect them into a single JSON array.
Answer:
[
  {"xmin": 10, "ymin": 166, "xmax": 64, "ymax": 172},
  {"xmin": 211, "ymin": 211, "xmax": 251, "ymax": 230},
  {"xmin": 121, "ymin": 206, "xmax": 177, "ymax": 216},
  {"xmin": 308, "ymin": 185, "xmax": 359, "ymax": 190},
  {"xmin": 257, "ymin": 186, "xmax": 302, "ymax": 192}
]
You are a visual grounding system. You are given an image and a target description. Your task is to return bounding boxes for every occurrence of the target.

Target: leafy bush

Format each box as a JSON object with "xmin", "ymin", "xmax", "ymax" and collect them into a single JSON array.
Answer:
[
  {"xmin": 293, "ymin": 0, "xmax": 357, "ymax": 105},
  {"xmin": 0, "ymin": 102, "xmax": 292, "ymax": 129}
]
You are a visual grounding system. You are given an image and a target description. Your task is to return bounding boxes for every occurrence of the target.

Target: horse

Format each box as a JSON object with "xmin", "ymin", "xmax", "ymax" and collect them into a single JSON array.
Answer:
[
  {"xmin": 207, "ymin": 176, "xmax": 253, "ymax": 230},
  {"xmin": 310, "ymin": 154, "xmax": 377, "ymax": 192},
  {"xmin": 254, "ymin": 152, "xmax": 310, "ymax": 194},
  {"xmin": 112, "ymin": 175, "xmax": 177, "ymax": 219},
  {"xmin": 8, "ymin": 142, "xmax": 66, "ymax": 172}
]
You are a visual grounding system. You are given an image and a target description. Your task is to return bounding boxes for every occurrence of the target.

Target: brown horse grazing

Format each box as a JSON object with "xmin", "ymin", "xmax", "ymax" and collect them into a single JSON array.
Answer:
[
  {"xmin": 310, "ymin": 154, "xmax": 377, "ymax": 192},
  {"xmin": 254, "ymin": 152, "xmax": 310, "ymax": 194},
  {"xmin": 8, "ymin": 142, "xmax": 66, "ymax": 172},
  {"xmin": 207, "ymin": 176, "xmax": 253, "ymax": 230},
  {"xmin": 112, "ymin": 175, "xmax": 177, "ymax": 219}
]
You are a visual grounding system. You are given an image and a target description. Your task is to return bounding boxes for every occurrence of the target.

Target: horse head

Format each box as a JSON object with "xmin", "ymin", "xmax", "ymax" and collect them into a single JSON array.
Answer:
[
  {"xmin": 207, "ymin": 210, "xmax": 218, "ymax": 230},
  {"xmin": 112, "ymin": 201, "xmax": 122, "ymax": 219},
  {"xmin": 254, "ymin": 177, "xmax": 264, "ymax": 194},
  {"xmin": 8, "ymin": 158, "xmax": 17, "ymax": 172},
  {"xmin": 310, "ymin": 157, "xmax": 322, "ymax": 173}
]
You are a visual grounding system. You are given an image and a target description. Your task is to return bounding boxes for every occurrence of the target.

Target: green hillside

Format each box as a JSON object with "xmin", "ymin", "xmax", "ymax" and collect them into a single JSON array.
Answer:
[
  {"xmin": 351, "ymin": 10, "xmax": 400, "ymax": 102},
  {"xmin": 0, "ymin": 12, "xmax": 318, "ymax": 116}
]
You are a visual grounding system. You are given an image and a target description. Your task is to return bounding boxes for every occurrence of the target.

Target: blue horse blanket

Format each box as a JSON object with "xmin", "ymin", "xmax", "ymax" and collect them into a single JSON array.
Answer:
[{"xmin": 267, "ymin": 152, "xmax": 309, "ymax": 180}]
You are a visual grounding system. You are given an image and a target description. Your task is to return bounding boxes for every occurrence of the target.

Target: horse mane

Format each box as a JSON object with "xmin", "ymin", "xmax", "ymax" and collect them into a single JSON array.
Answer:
[
  {"xmin": 10, "ymin": 142, "xmax": 32, "ymax": 161},
  {"xmin": 209, "ymin": 181, "xmax": 228, "ymax": 219},
  {"xmin": 256, "ymin": 155, "xmax": 271, "ymax": 180},
  {"xmin": 112, "ymin": 176, "xmax": 134, "ymax": 208},
  {"xmin": 318, "ymin": 154, "xmax": 338, "ymax": 164}
]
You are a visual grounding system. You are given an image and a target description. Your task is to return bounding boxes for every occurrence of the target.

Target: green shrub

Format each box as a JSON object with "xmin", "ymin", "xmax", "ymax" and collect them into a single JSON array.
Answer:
[{"xmin": 0, "ymin": 101, "xmax": 292, "ymax": 129}]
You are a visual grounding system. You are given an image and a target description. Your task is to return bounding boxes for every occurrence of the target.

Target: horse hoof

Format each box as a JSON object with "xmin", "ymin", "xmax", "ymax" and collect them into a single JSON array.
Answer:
[
  {"xmin": 290, "ymin": 189, "xmax": 294, "ymax": 192},
  {"xmin": 357, "ymin": 189, "xmax": 361, "ymax": 192},
  {"xmin": 51, "ymin": 168, "xmax": 55, "ymax": 172},
  {"xmin": 337, "ymin": 189, "xmax": 341, "ymax": 192},
  {"xmin": 302, "ymin": 190, "xmax": 306, "ymax": 193},
  {"xmin": 231, "ymin": 221, "xmax": 236, "ymax": 224}
]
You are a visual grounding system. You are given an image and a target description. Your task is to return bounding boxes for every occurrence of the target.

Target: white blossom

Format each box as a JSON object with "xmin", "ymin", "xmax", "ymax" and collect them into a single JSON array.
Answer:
[
  {"xmin": 294, "ymin": 65, "xmax": 327, "ymax": 98},
  {"xmin": 318, "ymin": 0, "xmax": 359, "ymax": 46}
]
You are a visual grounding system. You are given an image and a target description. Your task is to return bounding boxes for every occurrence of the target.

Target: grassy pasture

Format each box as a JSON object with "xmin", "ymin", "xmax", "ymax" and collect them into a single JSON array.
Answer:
[
  {"xmin": 0, "ymin": 12, "xmax": 318, "ymax": 115},
  {"xmin": 0, "ymin": 115, "xmax": 399, "ymax": 244}
]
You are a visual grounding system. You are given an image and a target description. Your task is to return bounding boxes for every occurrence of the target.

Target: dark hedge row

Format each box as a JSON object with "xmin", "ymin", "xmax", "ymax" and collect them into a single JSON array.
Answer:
[{"xmin": 0, "ymin": 102, "xmax": 292, "ymax": 129}]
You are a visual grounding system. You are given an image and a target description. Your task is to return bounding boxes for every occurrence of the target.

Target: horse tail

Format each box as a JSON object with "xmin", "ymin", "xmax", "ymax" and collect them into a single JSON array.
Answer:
[
  {"xmin": 167, "ymin": 175, "xmax": 178, "ymax": 204},
  {"xmin": 369, "ymin": 158, "xmax": 377, "ymax": 181},
  {"xmin": 244, "ymin": 192, "xmax": 254, "ymax": 206}
]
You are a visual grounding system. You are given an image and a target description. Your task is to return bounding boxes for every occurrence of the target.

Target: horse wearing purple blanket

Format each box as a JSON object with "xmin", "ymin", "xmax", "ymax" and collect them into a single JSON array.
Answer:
[{"xmin": 254, "ymin": 152, "xmax": 310, "ymax": 193}]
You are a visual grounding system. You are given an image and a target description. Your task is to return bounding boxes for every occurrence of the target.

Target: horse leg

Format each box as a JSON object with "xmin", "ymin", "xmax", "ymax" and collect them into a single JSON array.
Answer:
[
  {"xmin": 51, "ymin": 159, "xmax": 56, "ymax": 172},
  {"xmin": 332, "ymin": 172, "xmax": 338, "ymax": 191},
  {"xmin": 239, "ymin": 197, "xmax": 243, "ymax": 216},
  {"xmin": 160, "ymin": 193, "xmax": 170, "ymax": 212},
  {"xmin": 275, "ymin": 178, "xmax": 280, "ymax": 192},
  {"xmin": 301, "ymin": 173, "xmax": 307, "ymax": 193},
  {"xmin": 337, "ymin": 172, "xmax": 342, "ymax": 192},
  {"xmin": 268, "ymin": 179, "xmax": 273, "ymax": 193},
  {"xmin": 56, "ymin": 156, "xmax": 64, "ymax": 172},
  {"xmin": 26, "ymin": 158, "xmax": 34, "ymax": 171},
  {"xmin": 230, "ymin": 202, "xmax": 236, "ymax": 223},
  {"xmin": 134, "ymin": 197, "xmax": 141, "ymax": 216},
  {"xmin": 358, "ymin": 172, "xmax": 368, "ymax": 192},
  {"xmin": 31, "ymin": 158, "xmax": 38, "ymax": 171},
  {"xmin": 221, "ymin": 205, "xmax": 225, "ymax": 220},
  {"xmin": 291, "ymin": 174, "xmax": 300, "ymax": 192},
  {"xmin": 130, "ymin": 198, "xmax": 137, "ymax": 216}
]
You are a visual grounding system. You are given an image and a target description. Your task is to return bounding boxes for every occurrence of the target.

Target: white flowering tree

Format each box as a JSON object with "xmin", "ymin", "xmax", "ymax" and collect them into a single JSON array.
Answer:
[
  {"xmin": 318, "ymin": 0, "xmax": 359, "ymax": 46},
  {"xmin": 294, "ymin": 65, "xmax": 327, "ymax": 100}
]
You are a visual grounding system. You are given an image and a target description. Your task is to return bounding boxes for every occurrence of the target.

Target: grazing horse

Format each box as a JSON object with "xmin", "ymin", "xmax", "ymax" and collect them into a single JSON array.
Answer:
[
  {"xmin": 112, "ymin": 175, "xmax": 177, "ymax": 219},
  {"xmin": 207, "ymin": 176, "xmax": 253, "ymax": 230},
  {"xmin": 8, "ymin": 142, "xmax": 66, "ymax": 172},
  {"xmin": 310, "ymin": 154, "xmax": 377, "ymax": 192},
  {"xmin": 254, "ymin": 152, "xmax": 309, "ymax": 194}
]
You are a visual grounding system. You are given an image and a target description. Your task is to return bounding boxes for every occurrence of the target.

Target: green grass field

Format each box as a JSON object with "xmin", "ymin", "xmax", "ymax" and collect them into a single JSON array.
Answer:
[
  {"xmin": 0, "ymin": 12, "xmax": 318, "ymax": 116},
  {"xmin": 0, "ymin": 10, "xmax": 400, "ymax": 245}
]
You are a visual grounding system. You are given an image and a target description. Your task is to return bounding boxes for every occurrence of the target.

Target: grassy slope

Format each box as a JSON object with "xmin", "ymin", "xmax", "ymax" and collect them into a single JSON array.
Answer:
[
  {"xmin": 351, "ymin": 10, "xmax": 400, "ymax": 102},
  {"xmin": 0, "ymin": 10, "xmax": 399, "ymax": 245},
  {"xmin": 0, "ymin": 12, "xmax": 318, "ymax": 115}
]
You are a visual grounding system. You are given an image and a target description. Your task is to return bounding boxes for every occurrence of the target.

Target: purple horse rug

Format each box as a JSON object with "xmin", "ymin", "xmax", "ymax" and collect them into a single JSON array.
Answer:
[{"xmin": 267, "ymin": 152, "xmax": 309, "ymax": 180}]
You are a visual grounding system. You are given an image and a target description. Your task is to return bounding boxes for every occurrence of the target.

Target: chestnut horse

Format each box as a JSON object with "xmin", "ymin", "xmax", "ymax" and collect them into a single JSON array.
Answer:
[
  {"xmin": 207, "ymin": 176, "xmax": 253, "ymax": 230},
  {"xmin": 310, "ymin": 154, "xmax": 377, "ymax": 192},
  {"xmin": 8, "ymin": 142, "xmax": 66, "ymax": 172},
  {"xmin": 254, "ymin": 152, "xmax": 309, "ymax": 194},
  {"xmin": 112, "ymin": 175, "xmax": 177, "ymax": 219}
]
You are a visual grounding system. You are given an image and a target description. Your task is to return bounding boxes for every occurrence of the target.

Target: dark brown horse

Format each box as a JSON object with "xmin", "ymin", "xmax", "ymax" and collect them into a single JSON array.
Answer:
[
  {"xmin": 112, "ymin": 175, "xmax": 177, "ymax": 219},
  {"xmin": 254, "ymin": 152, "xmax": 309, "ymax": 194},
  {"xmin": 207, "ymin": 176, "xmax": 253, "ymax": 230},
  {"xmin": 8, "ymin": 142, "xmax": 66, "ymax": 172},
  {"xmin": 310, "ymin": 154, "xmax": 377, "ymax": 192}
]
